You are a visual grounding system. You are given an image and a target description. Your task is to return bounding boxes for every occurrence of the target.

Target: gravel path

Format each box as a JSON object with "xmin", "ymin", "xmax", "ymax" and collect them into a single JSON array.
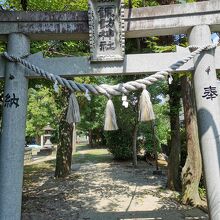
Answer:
[{"xmin": 22, "ymin": 148, "xmax": 208, "ymax": 220}]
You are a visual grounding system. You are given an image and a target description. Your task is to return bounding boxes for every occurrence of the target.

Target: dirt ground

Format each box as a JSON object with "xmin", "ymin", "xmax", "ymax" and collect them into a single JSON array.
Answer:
[{"xmin": 22, "ymin": 146, "xmax": 208, "ymax": 220}]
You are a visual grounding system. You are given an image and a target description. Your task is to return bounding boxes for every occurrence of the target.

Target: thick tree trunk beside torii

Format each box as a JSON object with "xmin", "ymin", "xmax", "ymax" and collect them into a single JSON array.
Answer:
[
  {"xmin": 55, "ymin": 89, "xmax": 73, "ymax": 178},
  {"xmin": 181, "ymin": 76, "xmax": 202, "ymax": 206},
  {"xmin": 55, "ymin": 110, "xmax": 73, "ymax": 178}
]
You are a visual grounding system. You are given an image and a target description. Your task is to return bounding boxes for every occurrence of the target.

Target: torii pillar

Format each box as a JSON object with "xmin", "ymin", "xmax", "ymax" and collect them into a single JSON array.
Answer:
[
  {"xmin": 0, "ymin": 33, "xmax": 29, "ymax": 219},
  {"xmin": 189, "ymin": 25, "xmax": 220, "ymax": 219}
]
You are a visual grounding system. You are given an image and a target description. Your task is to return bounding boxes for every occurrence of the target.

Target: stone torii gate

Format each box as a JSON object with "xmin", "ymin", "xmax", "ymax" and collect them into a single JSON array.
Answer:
[{"xmin": 0, "ymin": 0, "xmax": 220, "ymax": 219}]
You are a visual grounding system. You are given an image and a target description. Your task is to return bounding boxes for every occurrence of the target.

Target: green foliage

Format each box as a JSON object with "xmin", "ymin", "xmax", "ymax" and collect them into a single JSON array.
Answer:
[
  {"xmin": 4, "ymin": 0, "xmax": 88, "ymax": 11},
  {"xmin": 198, "ymin": 187, "xmax": 206, "ymax": 199},
  {"xmin": 104, "ymin": 97, "xmax": 136, "ymax": 160},
  {"xmin": 145, "ymin": 37, "xmax": 175, "ymax": 53},
  {"xmin": 104, "ymin": 129, "xmax": 134, "ymax": 160},
  {"xmin": 124, "ymin": 0, "xmax": 159, "ymax": 7},
  {"xmin": 78, "ymin": 94, "xmax": 106, "ymax": 132},
  {"xmin": 0, "ymin": 41, "xmax": 6, "ymax": 53},
  {"xmin": 105, "ymin": 93, "xmax": 170, "ymax": 159},
  {"xmin": 75, "ymin": 76, "xmax": 108, "ymax": 146},
  {"xmin": 154, "ymin": 103, "xmax": 170, "ymax": 144},
  {"xmin": 137, "ymin": 102, "xmax": 170, "ymax": 155},
  {"xmin": 30, "ymin": 40, "xmax": 90, "ymax": 57},
  {"xmin": 138, "ymin": 123, "xmax": 154, "ymax": 152},
  {"xmin": 30, "ymin": 41, "xmax": 52, "ymax": 55},
  {"xmin": 105, "ymin": 92, "xmax": 138, "ymax": 160},
  {"xmin": 26, "ymin": 85, "xmax": 61, "ymax": 142}
]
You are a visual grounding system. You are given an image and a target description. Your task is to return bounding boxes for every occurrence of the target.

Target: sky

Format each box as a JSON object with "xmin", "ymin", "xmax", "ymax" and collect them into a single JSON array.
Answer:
[{"xmin": 212, "ymin": 33, "xmax": 220, "ymax": 44}]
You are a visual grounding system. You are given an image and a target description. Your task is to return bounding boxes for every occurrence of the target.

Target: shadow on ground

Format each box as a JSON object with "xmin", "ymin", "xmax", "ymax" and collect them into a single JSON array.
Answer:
[{"xmin": 22, "ymin": 146, "xmax": 208, "ymax": 220}]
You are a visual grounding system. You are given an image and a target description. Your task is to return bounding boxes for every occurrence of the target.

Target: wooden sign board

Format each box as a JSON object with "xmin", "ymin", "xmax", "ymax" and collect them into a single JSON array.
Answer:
[{"xmin": 88, "ymin": 0, "xmax": 125, "ymax": 62}]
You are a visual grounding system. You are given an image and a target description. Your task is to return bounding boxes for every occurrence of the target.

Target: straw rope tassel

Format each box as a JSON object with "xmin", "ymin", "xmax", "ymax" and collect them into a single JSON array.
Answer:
[
  {"xmin": 139, "ymin": 89, "xmax": 155, "ymax": 122},
  {"xmin": 104, "ymin": 99, "xmax": 118, "ymax": 131},
  {"xmin": 66, "ymin": 93, "xmax": 80, "ymax": 124}
]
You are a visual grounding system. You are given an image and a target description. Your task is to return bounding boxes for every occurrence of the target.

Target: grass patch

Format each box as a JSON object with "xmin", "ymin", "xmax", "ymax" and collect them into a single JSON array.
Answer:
[
  {"xmin": 73, "ymin": 148, "xmax": 113, "ymax": 163},
  {"xmin": 23, "ymin": 146, "xmax": 113, "ymax": 181},
  {"xmin": 25, "ymin": 160, "xmax": 54, "ymax": 173}
]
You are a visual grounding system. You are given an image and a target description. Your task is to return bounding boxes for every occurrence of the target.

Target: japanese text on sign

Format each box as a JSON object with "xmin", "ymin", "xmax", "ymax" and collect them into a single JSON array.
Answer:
[
  {"xmin": 98, "ymin": 6, "xmax": 116, "ymax": 52},
  {"xmin": 88, "ymin": 0, "xmax": 125, "ymax": 62}
]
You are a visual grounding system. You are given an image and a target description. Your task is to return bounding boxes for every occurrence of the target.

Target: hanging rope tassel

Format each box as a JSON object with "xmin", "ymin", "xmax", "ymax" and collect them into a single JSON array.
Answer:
[
  {"xmin": 66, "ymin": 93, "xmax": 80, "ymax": 124},
  {"xmin": 139, "ymin": 89, "xmax": 155, "ymax": 122},
  {"xmin": 104, "ymin": 99, "xmax": 118, "ymax": 131}
]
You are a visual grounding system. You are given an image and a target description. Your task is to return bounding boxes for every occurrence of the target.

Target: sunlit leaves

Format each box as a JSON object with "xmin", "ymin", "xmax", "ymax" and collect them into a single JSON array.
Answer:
[
  {"xmin": 26, "ymin": 86, "xmax": 61, "ymax": 139},
  {"xmin": 4, "ymin": 0, "xmax": 88, "ymax": 11}
]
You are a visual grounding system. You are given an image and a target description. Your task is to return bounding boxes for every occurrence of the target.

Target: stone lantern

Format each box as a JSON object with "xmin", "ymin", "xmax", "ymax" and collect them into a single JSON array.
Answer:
[
  {"xmin": 38, "ymin": 123, "xmax": 54, "ymax": 156},
  {"xmin": 43, "ymin": 123, "xmax": 54, "ymax": 149}
]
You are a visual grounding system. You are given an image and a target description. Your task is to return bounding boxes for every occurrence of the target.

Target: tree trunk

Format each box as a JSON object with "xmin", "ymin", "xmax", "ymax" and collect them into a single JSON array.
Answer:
[
  {"xmin": 152, "ymin": 121, "xmax": 159, "ymax": 171},
  {"xmin": 132, "ymin": 123, "xmax": 138, "ymax": 167},
  {"xmin": 21, "ymin": 0, "xmax": 28, "ymax": 11},
  {"xmin": 72, "ymin": 123, "xmax": 77, "ymax": 153},
  {"xmin": 88, "ymin": 130, "xmax": 93, "ymax": 147},
  {"xmin": 156, "ymin": 0, "xmax": 176, "ymax": 5},
  {"xmin": 35, "ymin": 135, "xmax": 41, "ymax": 145},
  {"xmin": 55, "ymin": 90, "xmax": 73, "ymax": 178},
  {"xmin": 167, "ymin": 77, "xmax": 181, "ymax": 191},
  {"xmin": 128, "ymin": 0, "xmax": 132, "ymax": 8},
  {"xmin": 181, "ymin": 76, "xmax": 202, "ymax": 206}
]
